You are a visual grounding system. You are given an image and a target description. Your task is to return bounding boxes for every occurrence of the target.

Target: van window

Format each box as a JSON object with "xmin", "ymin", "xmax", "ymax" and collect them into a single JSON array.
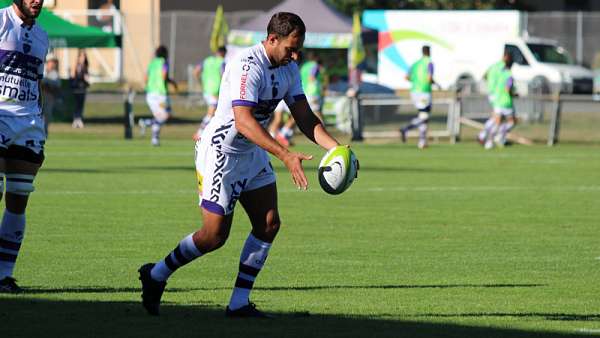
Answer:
[
  {"xmin": 506, "ymin": 45, "xmax": 529, "ymax": 66},
  {"xmin": 526, "ymin": 43, "xmax": 573, "ymax": 64}
]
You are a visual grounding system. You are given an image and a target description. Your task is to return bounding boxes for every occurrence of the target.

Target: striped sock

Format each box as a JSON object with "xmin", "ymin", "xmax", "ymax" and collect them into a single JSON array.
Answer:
[
  {"xmin": 228, "ymin": 234, "xmax": 272, "ymax": 310},
  {"xmin": 150, "ymin": 234, "xmax": 203, "ymax": 282},
  {"xmin": 0, "ymin": 211, "xmax": 26, "ymax": 279}
]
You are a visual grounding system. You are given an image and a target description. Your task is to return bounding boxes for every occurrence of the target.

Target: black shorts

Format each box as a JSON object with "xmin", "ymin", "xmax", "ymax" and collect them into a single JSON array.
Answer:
[{"xmin": 0, "ymin": 145, "xmax": 45, "ymax": 164}]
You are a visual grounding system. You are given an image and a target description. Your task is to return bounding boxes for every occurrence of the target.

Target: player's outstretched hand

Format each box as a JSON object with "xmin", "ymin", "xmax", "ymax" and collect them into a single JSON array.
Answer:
[{"xmin": 282, "ymin": 152, "xmax": 313, "ymax": 190}]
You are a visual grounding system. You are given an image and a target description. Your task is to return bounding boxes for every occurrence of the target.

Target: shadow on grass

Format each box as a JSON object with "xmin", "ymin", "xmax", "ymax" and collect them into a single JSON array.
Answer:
[
  {"xmin": 0, "ymin": 297, "xmax": 592, "ymax": 338},
  {"xmin": 412, "ymin": 313, "xmax": 600, "ymax": 322},
  {"xmin": 42, "ymin": 165, "xmax": 194, "ymax": 174},
  {"xmin": 21, "ymin": 283, "xmax": 546, "ymax": 295}
]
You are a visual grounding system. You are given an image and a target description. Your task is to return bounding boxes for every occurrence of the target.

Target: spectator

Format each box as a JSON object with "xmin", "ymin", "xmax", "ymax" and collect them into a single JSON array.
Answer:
[
  {"xmin": 71, "ymin": 49, "xmax": 89, "ymax": 129},
  {"xmin": 41, "ymin": 56, "xmax": 61, "ymax": 136}
]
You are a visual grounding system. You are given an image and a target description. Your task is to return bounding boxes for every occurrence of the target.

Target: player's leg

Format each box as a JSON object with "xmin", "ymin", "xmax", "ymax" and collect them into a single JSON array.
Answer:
[
  {"xmin": 401, "ymin": 93, "xmax": 431, "ymax": 143},
  {"xmin": 226, "ymin": 182, "xmax": 279, "ymax": 317},
  {"xmin": 139, "ymin": 144, "xmax": 240, "ymax": 315},
  {"xmin": 194, "ymin": 94, "xmax": 218, "ymax": 140},
  {"xmin": 497, "ymin": 112, "xmax": 516, "ymax": 146},
  {"xmin": 278, "ymin": 115, "xmax": 296, "ymax": 145},
  {"xmin": 150, "ymin": 95, "xmax": 171, "ymax": 146},
  {"xmin": 0, "ymin": 148, "xmax": 43, "ymax": 293},
  {"xmin": 485, "ymin": 114, "xmax": 502, "ymax": 149}
]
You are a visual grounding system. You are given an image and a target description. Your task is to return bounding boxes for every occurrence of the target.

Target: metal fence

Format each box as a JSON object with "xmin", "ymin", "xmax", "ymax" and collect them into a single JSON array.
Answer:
[
  {"xmin": 160, "ymin": 11, "xmax": 261, "ymax": 82},
  {"xmin": 353, "ymin": 92, "xmax": 600, "ymax": 146}
]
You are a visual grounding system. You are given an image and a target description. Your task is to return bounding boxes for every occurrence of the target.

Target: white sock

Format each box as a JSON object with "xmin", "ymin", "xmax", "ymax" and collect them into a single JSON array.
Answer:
[
  {"xmin": 280, "ymin": 126, "xmax": 293, "ymax": 139},
  {"xmin": 479, "ymin": 118, "xmax": 495, "ymax": 141},
  {"xmin": 0, "ymin": 210, "xmax": 26, "ymax": 279},
  {"xmin": 418, "ymin": 123, "xmax": 428, "ymax": 144},
  {"xmin": 151, "ymin": 233, "xmax": 203, "ymax": 282},
  {"xmin": 228, "ymin": 234, "xmax": 271, "ymax": 310}
]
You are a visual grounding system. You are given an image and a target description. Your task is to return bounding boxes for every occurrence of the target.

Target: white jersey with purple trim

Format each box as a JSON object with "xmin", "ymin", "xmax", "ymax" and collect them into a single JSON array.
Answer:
[
  {"xmin": 202, "ymin": 43, "xmax": 305, "ymax": 154},
  {"xmin": 0, "ymin": 6, "xmax": 48, "ymax": 117}
]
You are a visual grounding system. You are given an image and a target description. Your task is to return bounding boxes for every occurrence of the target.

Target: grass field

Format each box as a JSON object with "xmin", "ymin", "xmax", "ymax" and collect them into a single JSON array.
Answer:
[{"xmin": 1, "ymin": 123, "xmax": 599, "ymax": 337}]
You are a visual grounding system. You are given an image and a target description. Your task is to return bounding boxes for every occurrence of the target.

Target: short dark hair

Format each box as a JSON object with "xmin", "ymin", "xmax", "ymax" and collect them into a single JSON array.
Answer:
[
  {"xmin": 217, "ymin": 46, "xmax": 227, "ymax": 55},
  {"xmin": 422, "ymin": 45, "xmax": 431, "ymax": 56},
  {"xmin": 267, "ymin": 12, "xmax": 306, "ymax": 38},
  {"xmin": 155, "ymin": 45, "xmax": 168, "ymax": 59}
]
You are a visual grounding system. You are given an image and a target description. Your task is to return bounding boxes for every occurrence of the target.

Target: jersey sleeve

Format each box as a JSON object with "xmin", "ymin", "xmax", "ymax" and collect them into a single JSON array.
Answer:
[
  {"xmin": 229, "ymin": 57, "xmax": 262, "ymax": 108},
  {"xmin": 284, "ymin": 63, "xmax": 305, "ymax": 106}
]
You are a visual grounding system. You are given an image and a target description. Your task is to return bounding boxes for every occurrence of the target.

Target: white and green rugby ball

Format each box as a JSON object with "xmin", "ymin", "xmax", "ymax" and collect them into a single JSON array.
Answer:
[{"xmin": 318, "ymin": 145, "xmax": 358, "ymax": 195}]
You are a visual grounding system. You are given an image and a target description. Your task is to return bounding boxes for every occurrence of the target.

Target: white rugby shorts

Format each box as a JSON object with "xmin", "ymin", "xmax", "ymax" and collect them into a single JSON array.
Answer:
[
  {"xmin": 195, "ymin": 140, "xmax": 276, "ymax": 215},
  {"xmin": 410, "ymin": 92, "xmax": 432, "ymax": 111},
  {"xmin": 493, "ymin": 107, "xmax": 515, "ymax": 117},
  {"xmin": 0, "ymin": 114, "xmax": 46, "ymax": 155},
  {"xmin": 146, "ymin": 93, "xmax": 171, "ymax": 117}
]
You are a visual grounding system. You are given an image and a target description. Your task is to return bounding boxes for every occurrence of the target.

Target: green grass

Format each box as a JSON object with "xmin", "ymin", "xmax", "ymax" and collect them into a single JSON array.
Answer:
[{"xmin": 1, "ymin": 123, "xmax": 600, "ymax": 337}]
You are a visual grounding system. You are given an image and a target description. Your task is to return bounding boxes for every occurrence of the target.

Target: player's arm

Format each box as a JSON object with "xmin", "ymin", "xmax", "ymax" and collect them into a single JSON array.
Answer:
[
  {"xmin": 162, "ymin": 63, "xmax": 178, "ymax": 92},
  {"xmin": 234, "ymin": 105, "xmax": 313, "ymax": 189},
  {"xmin": 289, "ymin": 98, "xmax": 338, "ymax": 150}
]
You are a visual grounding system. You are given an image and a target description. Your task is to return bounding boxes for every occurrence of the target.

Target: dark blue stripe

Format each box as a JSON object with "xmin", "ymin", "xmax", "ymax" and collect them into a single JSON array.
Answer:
[
  {"xmin": 164, "ymin": 254, "xmax": 178, "ymax": 271},
  {"xmin": 173, "ymin": 245, "xmax": 190, "ymax": 265},
  {"xmin": 0, "ymin": 239, "xmax": 21, "ymax": 251},
  {"xmin": 232, "ymin": 100, "xmax": 257, "ymax": 107},
  {"xmin": 201, "ymin": 200, "xmax": 225, "ymax": 215},
  {"xmin": 239, "ymin": 263, "xmax": 260, "ymax": 277},
  {"xmin": 235, "ymin": 277, "xmax": 254, "ymax": 289},
  {"xmin": 0, "ymin": 252, "xmax": 17, "ymax": 263},
  {"xmin": 6, "ymin": 178, "xmax": 33, "ymax": 183}
]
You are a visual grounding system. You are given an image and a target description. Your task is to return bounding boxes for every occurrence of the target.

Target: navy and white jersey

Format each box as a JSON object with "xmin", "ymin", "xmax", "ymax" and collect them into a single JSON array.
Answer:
[
  {"xmin": 204, "ymin": 43, "xmax": 305, "ymax": 153},
  {"xmin": 0, "ymin": 6, "xmax": 48, "ymax": 117}
]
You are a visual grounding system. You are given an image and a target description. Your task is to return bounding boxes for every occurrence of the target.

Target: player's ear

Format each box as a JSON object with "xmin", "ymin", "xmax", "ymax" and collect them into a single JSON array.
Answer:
[{"xmin": 266, "ymin": 34, "xmax": 278, "ymax": 46}]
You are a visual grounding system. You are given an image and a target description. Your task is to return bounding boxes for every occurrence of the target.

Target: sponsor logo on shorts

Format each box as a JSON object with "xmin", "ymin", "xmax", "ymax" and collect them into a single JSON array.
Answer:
[{"xmin": 209, "ymin": 150, "xmax": 226, "ymax": 203}]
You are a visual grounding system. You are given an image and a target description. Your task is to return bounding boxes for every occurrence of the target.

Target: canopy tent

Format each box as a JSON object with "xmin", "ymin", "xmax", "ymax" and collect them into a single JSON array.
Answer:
[
  {"xmin": 0, "ymin": 1, "xmax": 118, "ymax": 48},
  {"xmin": 228, "ymin": 0, "xmax": 353, "ymax": 49}
]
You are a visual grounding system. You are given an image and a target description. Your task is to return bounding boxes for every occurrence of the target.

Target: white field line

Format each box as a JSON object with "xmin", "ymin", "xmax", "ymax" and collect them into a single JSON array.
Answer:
[
  {"xmin": 35, "ymin": 185, "xmax": 600, "ymax": 195},
  {"xmin": 576, "ymin": 328, "xmax": 600, "ymax": 334}
]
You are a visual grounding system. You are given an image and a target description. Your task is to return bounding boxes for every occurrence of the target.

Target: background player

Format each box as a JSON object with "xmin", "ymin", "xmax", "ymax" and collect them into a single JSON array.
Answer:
[
  {"xmin": 0, "ymin": 0, "xmax": 49, "ymax": 293},
  {"xmin": 193, "ymin": 46, "xmax": 226, "ymax": 141},
  {"xmin": 479, "ymin": 51, "xmax": 512, "ymax": 145},
  {"xmin": 400, "ymin": 45, "xmax": 434, "ymax": 149},
  {"xmin": 138, "ymin": 12, "xmax": 348, "ymax": 317},
  {"xmin": 485, "ymin": 55, "xmax": 516, "ymax": 148},
  {"xmin": 139, "ymin": 46, "xmax": 177, "ymax": 146}
]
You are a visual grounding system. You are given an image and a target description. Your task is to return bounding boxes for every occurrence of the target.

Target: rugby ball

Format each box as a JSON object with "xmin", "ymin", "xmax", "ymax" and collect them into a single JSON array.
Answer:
[{"xmin": 318, "ymin": 145, "xmax": 358, "ymax": 195}]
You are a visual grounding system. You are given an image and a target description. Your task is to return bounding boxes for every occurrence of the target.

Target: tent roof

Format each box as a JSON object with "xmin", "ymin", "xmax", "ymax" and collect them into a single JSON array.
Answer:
[
  {"xmin": 237, "ymin": 0, "xmax": 351, "ymax": 34},
  {"xmin": 0, "ymin": 1, "xmax": 117, "ymax": 48}
]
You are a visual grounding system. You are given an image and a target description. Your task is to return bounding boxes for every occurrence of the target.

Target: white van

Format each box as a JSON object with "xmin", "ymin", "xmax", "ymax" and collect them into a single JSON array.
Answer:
[{"xmin": 362, "ymin": 10, "xmax": 594, "ymax": 95}]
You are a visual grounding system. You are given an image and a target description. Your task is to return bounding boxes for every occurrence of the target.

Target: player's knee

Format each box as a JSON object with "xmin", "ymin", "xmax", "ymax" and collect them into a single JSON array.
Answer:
[
  {"xmin": 263, "ymin": 215, "xmax": 281, "ymax": 240},
  {"xmin": 5, "ymin": 174, "xmax": 35, "ymax": 196}
]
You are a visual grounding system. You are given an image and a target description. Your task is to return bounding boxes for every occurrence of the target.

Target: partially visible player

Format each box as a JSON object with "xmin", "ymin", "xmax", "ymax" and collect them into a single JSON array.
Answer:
[
  {"xmin": 138, "ymin": 12, "xmax": 346, "ymax": 318},
  {"xmin": 478, "ymin": 51, "xmax": 512, "ymax": 145},
  {"xmin": 0, "ymin": 0, "xmax": 49, "ymax": 293},
  {"xmin": 268, "ymin": 100, "xmax": 295, "ymax": 147},
  {"xmin": 400, "ymin": 45, "xmax": 434, "ymax": 149},
  {"xmin": 485, "ymin": 55, "xmax": 516, "ymax": 149},
  {"xmin": 193, "ymin": 46, "xmax": 226, "ymax": 141},
  {"xmin": 140, "ymin": 46, "xmax": 177, "ymax": 146},
  {"xmin": 300, "ymin": 51, "xmax": 326, "ymax": 121}
]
